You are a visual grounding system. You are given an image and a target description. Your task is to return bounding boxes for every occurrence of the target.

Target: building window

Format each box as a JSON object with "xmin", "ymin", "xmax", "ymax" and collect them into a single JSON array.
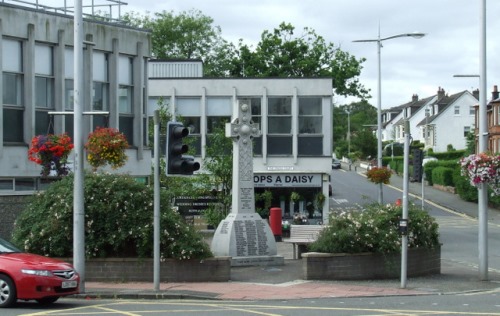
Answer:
[
  {"xmin": 176, "ymin": 97, "xmax": 201, "ymax": 156},
  {"xmin": 267, "ymin": 97, "xmax": 292, "ymax": 155},
  {"xmin": 92, "ymin": 51, "xmax": 109, "ymax": 129},
  {"xmin": 464, "ymin": 126, "xmax": 470, "ymax": 138},
  {"xmin": 207, "ymin": 97, "xmax": 231, "ymax": 133},
  {"xmin": 454, "ymin": 105, "xmax": 460, "ymax": 115},
  {"xmin": 470, "ymin": 106, "xmax": 475, "ymax": 115},
  {"xmin": 119, "ymin": 56, "xmax": 134, "ymax": 145},
  {"xmin": 3, "ymin": 38, "xmax": 24, "ymax": 142},
  {"xmin": 35, "ymin": 44, "xmax": 55, "ymax": 135},
  {"xmin": 298, "ymin": 97, "xmax": 322, "ymax": 156}
]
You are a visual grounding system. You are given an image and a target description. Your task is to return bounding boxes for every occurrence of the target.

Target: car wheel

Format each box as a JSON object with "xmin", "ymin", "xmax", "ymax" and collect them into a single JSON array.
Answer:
[
  {"xmin": 36, "ymin": 296, "xmax": 59, "ymax": 305},
  {"xmin": 0, "ymin": 274, "xmax": 17, "ymax": 308}
]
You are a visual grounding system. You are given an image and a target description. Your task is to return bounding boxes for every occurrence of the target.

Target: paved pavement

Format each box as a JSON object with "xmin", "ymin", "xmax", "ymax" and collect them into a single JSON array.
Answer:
[{"xmin": 80, "ymin": 163, "xmax": 500, "ymax": 301}]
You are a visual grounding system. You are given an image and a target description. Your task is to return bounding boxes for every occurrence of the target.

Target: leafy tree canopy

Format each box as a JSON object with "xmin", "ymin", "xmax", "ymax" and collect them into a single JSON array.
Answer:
[
  {"xmin": 123, "ymin": 9, "xmax": 236, "ymax": 77},
  {"xmin": 232, "ymin": 22, "xmax": 369, "ymax": 98}
]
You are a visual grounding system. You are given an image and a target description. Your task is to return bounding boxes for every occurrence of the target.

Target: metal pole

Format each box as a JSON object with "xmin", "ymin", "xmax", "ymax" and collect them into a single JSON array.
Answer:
[
  {"xmin": 376, "ymin": 31, "xmax": 383, "ymax": 204},
  {"xmin": 401, "ymin": 119, "xmax": 410, "ymax": 288},
  {"xmin": 153, "ymin": 111, "xmax": 161, "ymax": 290},
  {"xmin": 347, "ymin": 107, "xmax": 351, "ymax": 157},
  {"xmin": 73, "ymin": 0, "xmax": 85, "ymax": 293},
  {"xmin": 478, "ymin": 0, "xmax": 488, "ymax": 281}
]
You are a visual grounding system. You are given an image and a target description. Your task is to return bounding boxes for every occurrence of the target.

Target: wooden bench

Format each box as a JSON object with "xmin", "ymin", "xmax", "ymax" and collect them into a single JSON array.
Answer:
[{"xmin": 282, "ymin": 225, "xmax": 324, "ymax": 259}]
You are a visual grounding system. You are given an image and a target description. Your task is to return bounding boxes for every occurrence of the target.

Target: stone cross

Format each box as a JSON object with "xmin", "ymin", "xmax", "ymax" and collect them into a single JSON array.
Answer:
[{"xmin": 226, "ymin": 100, "xmax": 260, "ymax": 214}]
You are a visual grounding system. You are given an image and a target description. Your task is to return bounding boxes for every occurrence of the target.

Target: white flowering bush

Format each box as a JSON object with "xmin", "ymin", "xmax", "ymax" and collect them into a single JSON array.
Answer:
[
  {"xmin": 460, "ymin": 153, "xmax": 500, "ymax": 195},
  {"xmin": 309, "ymin": 203, "xmax": 440, "ymax": 254},
  {"xmin": 12, "ymin": 173, "xmax": 212, "ymax": 260}
]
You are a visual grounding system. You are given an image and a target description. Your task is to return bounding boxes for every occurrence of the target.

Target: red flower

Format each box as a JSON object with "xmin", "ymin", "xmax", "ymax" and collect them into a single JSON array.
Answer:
[{"xmin": 28, "ymin": 134, "xmax": 74, "ymax": 177}]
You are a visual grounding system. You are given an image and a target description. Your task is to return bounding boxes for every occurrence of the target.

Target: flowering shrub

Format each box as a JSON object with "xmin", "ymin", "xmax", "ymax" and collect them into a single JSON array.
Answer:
[
  {"xmin": 366, "ymin": 166, "xmax": 392, "ymax": 184},
  {"xmin": 85, "ymin": 127, "xmax": 129, "ymax": 170},
  {"xmin": 309, "ymin": 203, "xmax": 440, "ymax": 254},
  {"xmin": 12, "ymin": 173, "xmax": 212, "ymax": 260},
  {"xmin": 460, "ymin": 153, "xmax": 500, "ymax": 195},
  {"xmin": 28, "ymin": 134, "xmax": 74, "ymax": 177}
]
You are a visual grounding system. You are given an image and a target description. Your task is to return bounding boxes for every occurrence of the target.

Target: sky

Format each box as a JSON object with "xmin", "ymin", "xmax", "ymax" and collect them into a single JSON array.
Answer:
[{"xmin": 33, "ymin": 0, "xmax": 500, "ymax": 108}]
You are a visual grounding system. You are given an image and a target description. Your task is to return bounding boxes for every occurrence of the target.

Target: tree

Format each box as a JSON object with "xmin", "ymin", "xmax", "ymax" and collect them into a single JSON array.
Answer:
[
  {"xmin": 231, "ymin": 22, "xmax": 369, "ymax": 98},
  {"xmin": 123, "ymin": 9, "xmax": 236, "ymax": 77},
  {"xmin": 333, "ymin": 100, "xmax": 377, "ymax": 158},
  {"xmin": 197, "ymin": 122, "xmax": 233, "ymax": 228}
]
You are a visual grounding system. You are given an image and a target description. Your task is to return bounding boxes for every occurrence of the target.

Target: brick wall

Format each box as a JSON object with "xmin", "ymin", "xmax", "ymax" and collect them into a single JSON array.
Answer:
[
  {"xmin": 0, "ymin": 195, "xmax": 29, "ymax": 240},
  {"xmin": 303, "ymin": 248, "xmax": 441, "ymax": 280},
  {"xmin": 67, "ymin": 257, "xmax": 231, "ymax": 282}
]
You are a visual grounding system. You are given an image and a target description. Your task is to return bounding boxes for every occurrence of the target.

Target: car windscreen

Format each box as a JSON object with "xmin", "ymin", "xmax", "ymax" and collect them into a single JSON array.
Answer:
[{"xmin": 0, "ymin": 238, "xmax": 22, "ymax": 253}]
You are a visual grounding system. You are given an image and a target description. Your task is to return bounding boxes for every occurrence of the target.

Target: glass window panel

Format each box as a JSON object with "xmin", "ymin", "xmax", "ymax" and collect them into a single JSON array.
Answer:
[
  {"xmin": 268, "ymin": 97, "xmax": 291, "ymax": 114},
  {"xmin": 299, "ymin": 97, "xmax": 321, "ymax": 115},
  {"xmin": 207, "ymin": 97, "xmax": 231, "ymax": 115},
  {"xmin": 3, "ymin": 73, "xmax": 23, "ymax": 106},
  {"xmin": 183, "ymin": 117, "xmax": 201, "ymax": 134},
  {"xmin": 35, "ymin": 77, "xmax": 54, "ymax": 108},
  {"xmin": 15, "ymin": 178, "xmax": 36, "ymax": 191},
  {"xmin": 267, "ymin": 136, "xmax": 292, "ymax": 155},
  {"xmin": 93, "ymin": 51, "xmax": 107, "ymax": 81},
  {"xmin": 65, "ymin": 116, "xmax": 74, "ymax": 140},
  {"xmin": 93, "ymin": 82, "xmax": 108, "ymax": 111},
  {"xmin": 176, "ymin": 98, "xmax": 200, "ymax": 116},
  {"xmin": 0, "ymin": 179, "xmax": 14, "ymax": 191},
  {"xmin": 299, "ymin": 117, "xmax": 322, "ymax": 134},
  {"xmin": 93, "ymin": 116, "xmax": 108, "ymax": 129},
  {"xmin": 268, "ymin": 117, "xmax": 291, "ymax": 133},
  {"xmin": 3, "ymin": 39, "xmax": 22, "ymax": 72},
  {"xmin": 148, "ymin": 96, "xmax": 170, "ymax": 116},
  {"xmin": 35, "ymin": 111, "xmax": 54, "ymax": 135},
  {"xmin": 65, "ymin": 79, "xmax": 74, "ymax": 110},
  {"xmin": 35, "ymin": 45, "xmax": 53, "ymax": 75},
  {"xmin": 119, "ymin": 56, "xmax": 132, "ymax": 85},
  {"xmin": 253, "ymin": 136, "xmax": 262, "ymax": 156},
  {"xmin": 65, "ymin": 48, "xmax": 74, "ymax": 78},
  {"xmin": 119, "ymin": 86, "xmax": 132, "ymax": 113},
  {"xmin": 119, "ymin": 116, "xmax": 134, "ymax": 145},
  {"xmin": 3, "ymin": 108, "xmax": 23, "ymax": 142},
  {"xmin": 298, "ymin": 136, "xmax": 323, "ymax": 156},
  {"xmin": 207, "ymin": 116, "xmax": 230, "ymax": 133}
]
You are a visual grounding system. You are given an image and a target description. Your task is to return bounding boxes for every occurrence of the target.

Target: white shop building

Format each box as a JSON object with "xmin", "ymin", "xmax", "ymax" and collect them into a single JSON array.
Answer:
[{"xmin": 148, "ymin": 61, "xmax": 333, "ymax": 224}]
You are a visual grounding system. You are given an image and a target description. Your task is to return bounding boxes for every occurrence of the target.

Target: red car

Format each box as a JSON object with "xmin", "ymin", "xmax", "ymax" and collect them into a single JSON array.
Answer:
[{"xmin": 0, "ymin": 237, "xmax": 79, "ymax": 308}]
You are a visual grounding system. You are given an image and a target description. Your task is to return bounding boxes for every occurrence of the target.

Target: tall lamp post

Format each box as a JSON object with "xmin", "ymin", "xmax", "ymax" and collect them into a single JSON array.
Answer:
[{"xmin": 353, "ymin": 30, "xmax": 425, "ymax": 204}]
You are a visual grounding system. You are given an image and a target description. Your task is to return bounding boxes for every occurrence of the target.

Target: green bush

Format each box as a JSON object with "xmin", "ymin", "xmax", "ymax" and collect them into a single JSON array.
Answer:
[
  {"xmin": 12, "ymin": 173, "xmax": 212, "ymax": 260},
  {"xmin": 309, "ymin": 203, "xmax": 440, "ymax": 254},
  {"xmin": 453, "ymin": 168, "xmax": 478, "ymax": 202},
  {"xmin": 431, "ymin": 166, "xmax": 455, "ymax": 186}
]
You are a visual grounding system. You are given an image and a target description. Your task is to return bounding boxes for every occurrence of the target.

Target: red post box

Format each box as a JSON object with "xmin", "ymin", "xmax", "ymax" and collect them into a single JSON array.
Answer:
[{"xmin": 269, "ymin": 207, "xmax": 282, "ymax": 241}]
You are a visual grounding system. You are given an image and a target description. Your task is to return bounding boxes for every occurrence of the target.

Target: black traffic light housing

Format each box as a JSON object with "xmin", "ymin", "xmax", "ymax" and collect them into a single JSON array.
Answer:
[
  {"xmin": 412, "ymin": 149, "xmax": 424, "ymax": 182},
  {"xmin": 166, "ymin": 122, "xmax": 200, "ymax": 175}
]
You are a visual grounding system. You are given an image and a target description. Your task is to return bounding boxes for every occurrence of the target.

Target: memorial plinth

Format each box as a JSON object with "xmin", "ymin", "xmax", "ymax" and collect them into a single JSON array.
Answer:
[{"xmin": 210, "ymin": 100, "xmax": 283, "ymax": 266}]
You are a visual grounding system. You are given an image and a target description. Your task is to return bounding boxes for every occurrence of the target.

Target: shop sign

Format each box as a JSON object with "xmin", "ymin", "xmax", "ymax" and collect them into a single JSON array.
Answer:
[{"xmin": 253, "ymin": 174, "xmax": 322, "ymax": 188}]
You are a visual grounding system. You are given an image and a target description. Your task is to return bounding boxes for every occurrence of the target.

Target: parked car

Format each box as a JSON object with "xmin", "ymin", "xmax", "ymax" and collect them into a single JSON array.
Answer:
[
  {"xmin": 332, "ymin": 158, "xmax": 341, "ymax": 169},
  {"xmin": 0, "ymin": 237, "xmax": 79, "ymax": 308}
]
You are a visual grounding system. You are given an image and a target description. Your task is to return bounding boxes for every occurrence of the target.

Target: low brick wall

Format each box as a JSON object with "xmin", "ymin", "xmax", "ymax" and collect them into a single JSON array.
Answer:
[
  {"xmin": 71, "ymin": 257, "xmax": 231, "ymax": 282},
  {"xmin": 303, "ymin": 248, "xmax": 440, "ymax": 280}
]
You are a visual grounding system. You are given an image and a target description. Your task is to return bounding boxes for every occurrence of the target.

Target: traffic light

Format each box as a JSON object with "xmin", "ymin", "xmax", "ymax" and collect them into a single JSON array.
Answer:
[
  {"xmin": 166, "ymin": 122, "xmax": 200, "ymax": 175},
  {"xmin": 412, "ymin": 149, "xmax": 424, "ymax": 182}
]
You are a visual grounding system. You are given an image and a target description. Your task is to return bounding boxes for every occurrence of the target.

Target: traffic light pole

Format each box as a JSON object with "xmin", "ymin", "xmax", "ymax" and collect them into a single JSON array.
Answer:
[{"xmin": 153, "ymin": 111, "xmax": 160, "ymax": 291}]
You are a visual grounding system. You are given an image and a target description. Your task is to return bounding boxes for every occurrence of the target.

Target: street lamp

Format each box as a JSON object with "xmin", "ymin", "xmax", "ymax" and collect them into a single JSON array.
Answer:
[
  {"xmin": 353, "ymin": 30, "xmax": 426, "ymax": 204},
  {"xmin": 346, "ymin": 106, "xmax": 351, "ymax": 157}
]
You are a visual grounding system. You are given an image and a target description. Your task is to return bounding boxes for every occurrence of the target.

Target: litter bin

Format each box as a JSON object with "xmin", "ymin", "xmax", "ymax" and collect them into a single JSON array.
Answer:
[{"xmin": 269, "ymin": 207, "xmax": 282, "ymax": 241}]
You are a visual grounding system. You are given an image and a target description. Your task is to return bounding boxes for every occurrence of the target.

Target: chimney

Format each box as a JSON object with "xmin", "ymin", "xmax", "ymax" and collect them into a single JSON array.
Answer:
[
  {"xmin": 437, "ymin": 87, "xmax": 445, "ymax": 99},
  {"xmin": 412, "ymin": 94, "xmax": 418, "ymax": 102},
  {"xmin": 492, "ymin": 85, "xmax": 499, "ymax": 100},
  {"xmin": 473, "ymin": 89, "xmax": 479, "ymax": 100}
]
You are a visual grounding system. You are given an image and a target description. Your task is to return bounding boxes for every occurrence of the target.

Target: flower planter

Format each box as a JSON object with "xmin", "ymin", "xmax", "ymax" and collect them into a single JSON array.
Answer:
[
  {"xmin": 78, "ymin": 257, "xmax": 231, "ymax": 282},
  {"xmin": 302, "ymin": 247, "xmax": 440, "ymax": 280}
]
